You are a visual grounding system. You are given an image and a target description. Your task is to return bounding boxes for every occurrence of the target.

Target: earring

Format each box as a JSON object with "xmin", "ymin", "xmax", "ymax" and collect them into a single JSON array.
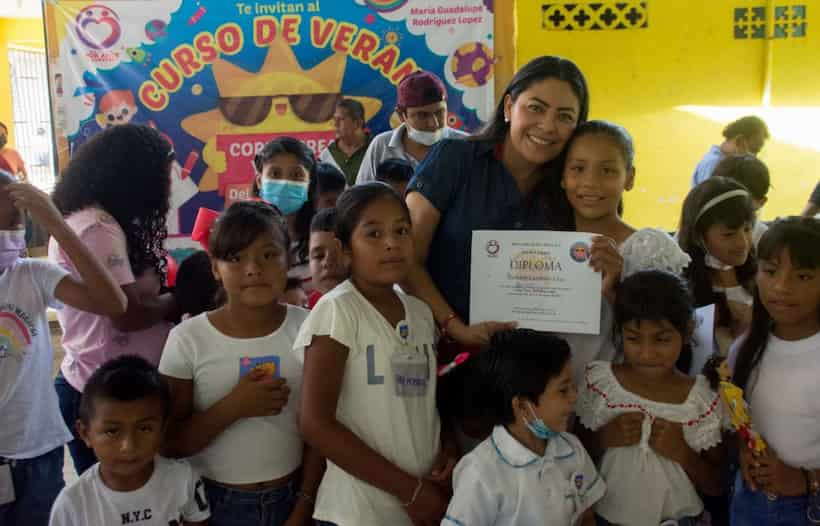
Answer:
[{"xmin": 504, "ymin": 116, "xmax": 510, "ymax": 123}]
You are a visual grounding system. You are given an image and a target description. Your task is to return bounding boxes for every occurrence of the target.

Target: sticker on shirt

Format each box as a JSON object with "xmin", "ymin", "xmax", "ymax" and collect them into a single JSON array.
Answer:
[
  {"xmin": 391, "ymin": 348, "xmax": 429, "ymax": 397},
  {"xmin": 0, "ymin": 307, "xmax": 35, "ymax": 361},
  {"xmin": 240, "ymin": 355, "xmax": 280, "ymax": 378}
]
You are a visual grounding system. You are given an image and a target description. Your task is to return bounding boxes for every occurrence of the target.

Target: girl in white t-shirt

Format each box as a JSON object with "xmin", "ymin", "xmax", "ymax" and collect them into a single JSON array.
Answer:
[
  {"xmin": 0, "ymin": 176, "xmax": 127, "ymax": 526},
  {"xmin": 729, "ymin": 217, "xmax": 820, "ymax": 526},
  {"xmin": 159, "ymin": 201, "xmax": 322, "ymax": 526},
  {"xmin": 296, "ymin": 183, "xmax": 450, "ymax": 526},
  {"xmin": 576, "ymin": 270, "xmax": 726, "ymax": 526},
  {"xmin": 444, "ymin": 329, "xmax": 604, "ymax": 526}
]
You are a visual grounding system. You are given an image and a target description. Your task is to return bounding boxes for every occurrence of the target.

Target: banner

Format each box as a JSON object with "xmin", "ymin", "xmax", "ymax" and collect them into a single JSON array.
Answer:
[{"xmin": 44, "ymin": 0, "xmax": 496, "ymax": 254}]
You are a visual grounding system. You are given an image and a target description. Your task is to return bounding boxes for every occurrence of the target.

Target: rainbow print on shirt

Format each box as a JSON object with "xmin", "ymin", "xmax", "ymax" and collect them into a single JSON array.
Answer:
[{"xmin": 0, "ymin": 307, "xmax": 34, "ymax": 361}]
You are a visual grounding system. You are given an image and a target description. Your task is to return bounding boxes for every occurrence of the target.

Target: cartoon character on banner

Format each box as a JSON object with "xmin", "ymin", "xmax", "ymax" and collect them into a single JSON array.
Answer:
[
  {"xmin": 146, "ymin": 122, "xmax": 200, "ymax": 237},
  {"xmin": 180, "ymin": 37, "xmax": 382, "ymax": 205}
]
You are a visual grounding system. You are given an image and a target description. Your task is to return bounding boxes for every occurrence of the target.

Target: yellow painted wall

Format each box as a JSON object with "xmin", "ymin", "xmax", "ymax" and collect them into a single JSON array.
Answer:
[
  {"xmin": 514, "ymin": 1, "xmax": 820, "ymax": 229},
  {"xmin": 0, "ymin": 17, "xmax": 46, "ymax": 148}
]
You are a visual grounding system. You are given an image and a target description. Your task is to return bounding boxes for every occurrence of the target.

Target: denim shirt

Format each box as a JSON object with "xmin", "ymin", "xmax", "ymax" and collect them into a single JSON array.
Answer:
[{"xmin": 407, "ymin": 139, "xmax": 558, "ymax": 321}]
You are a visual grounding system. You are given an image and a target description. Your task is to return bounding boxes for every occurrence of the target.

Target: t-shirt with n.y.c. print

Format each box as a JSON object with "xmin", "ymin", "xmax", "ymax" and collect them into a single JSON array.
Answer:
[{"xmin": 48, "ymin": 456, "xmax": 210, "ymax": 526}]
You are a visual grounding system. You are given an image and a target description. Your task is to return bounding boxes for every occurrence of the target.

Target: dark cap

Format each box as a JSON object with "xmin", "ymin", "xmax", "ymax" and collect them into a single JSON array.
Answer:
[{"xmin": 396, "ymin": 70, "xmax": 447, "ymax": 111}]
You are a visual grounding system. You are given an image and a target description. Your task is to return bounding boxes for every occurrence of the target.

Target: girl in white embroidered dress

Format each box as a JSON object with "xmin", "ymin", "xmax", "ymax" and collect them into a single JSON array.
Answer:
[{"xmin": 576, "ymin": 270, "xmax": 726, "ymax": 526}]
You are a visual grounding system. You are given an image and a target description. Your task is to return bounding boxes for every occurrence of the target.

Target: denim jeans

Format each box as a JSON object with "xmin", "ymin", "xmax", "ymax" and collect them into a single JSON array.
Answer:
[
  {"xmin": 730, "ymin": 473, "xmax": 810, "ymax": 526},
  {"xmin": 596, "ymin": 515, "xmax": 697, "ymax": 526},
  {"xmin": 0, "ymin": 446, "xmax": 65, "ymax": 526},
  {"xmin": 204, "ymin": 478, "xmax": 297, "ymax": 526},
  {"xmin": 54, "ymin": 373, "xmax": 97, "ymax": 475}
]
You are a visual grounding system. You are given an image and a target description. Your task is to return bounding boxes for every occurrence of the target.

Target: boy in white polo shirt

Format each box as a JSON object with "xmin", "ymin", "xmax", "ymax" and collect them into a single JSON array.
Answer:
[{"xmin": 443, "ymin": 330, "xmax": 604, "ymax": 526}]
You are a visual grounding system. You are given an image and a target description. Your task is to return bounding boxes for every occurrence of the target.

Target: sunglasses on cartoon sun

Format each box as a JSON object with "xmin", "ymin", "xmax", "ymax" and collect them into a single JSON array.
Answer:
[{"xmin": 219, "ymin": 93, "xmax": 344, "ymax": 126}]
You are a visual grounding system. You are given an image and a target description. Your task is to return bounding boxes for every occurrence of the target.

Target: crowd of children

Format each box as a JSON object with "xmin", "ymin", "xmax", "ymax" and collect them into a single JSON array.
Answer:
[{"xmin": 0, "ymin": 53, "xmax": 818, "ymax": 526}]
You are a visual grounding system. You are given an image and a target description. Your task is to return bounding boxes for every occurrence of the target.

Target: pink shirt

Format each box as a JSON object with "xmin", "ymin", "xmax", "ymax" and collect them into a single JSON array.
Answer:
[{"xmin": 48, "ymin": 207, "xmax": 172, "ymax": 391}]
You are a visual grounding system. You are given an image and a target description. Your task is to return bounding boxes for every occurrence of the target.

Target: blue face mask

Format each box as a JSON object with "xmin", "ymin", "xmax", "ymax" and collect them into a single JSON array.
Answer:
[
  {"xmin": 260, "ymin": 180, "xmax": 309, "ymax": 215},
  {"xmin": 525, "ymin": 403, "xmax": 559, "ymax": 440}
]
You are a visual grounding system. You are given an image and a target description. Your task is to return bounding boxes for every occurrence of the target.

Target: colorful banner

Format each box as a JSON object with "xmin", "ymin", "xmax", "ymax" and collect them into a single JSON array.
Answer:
[{"xmin": 43, "ymin": 0, "xmax": 495, "ymax": 254}]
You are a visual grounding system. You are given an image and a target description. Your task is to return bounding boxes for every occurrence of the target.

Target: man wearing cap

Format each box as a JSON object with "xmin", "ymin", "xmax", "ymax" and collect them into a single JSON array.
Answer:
[{"xmin": 355, "ymin": 70, "xmax": 467, "ymax": 185}]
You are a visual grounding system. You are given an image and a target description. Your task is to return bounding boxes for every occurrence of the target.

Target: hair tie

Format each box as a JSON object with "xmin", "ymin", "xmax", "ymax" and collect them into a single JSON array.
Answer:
[
  {"xmin": 191, "ymin": 207, "xmax": 220, "ymax": 251},
  {"xmin": 695, "ymin": 189, "xmax": 749, "ymax": 224}
]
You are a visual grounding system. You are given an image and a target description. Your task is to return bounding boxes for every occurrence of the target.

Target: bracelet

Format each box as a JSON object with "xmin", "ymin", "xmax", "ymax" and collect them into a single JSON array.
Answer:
[
  {"xmin": 402, "ymin": 478, "xmax": 424, "ymax": 508},
  {"xmin": 295, "ymin": 490, "xmax": 315, "ymax": 504},
  {"xmin": 439, "ymin": 313, "xmax": 458, "ymax": 338}
]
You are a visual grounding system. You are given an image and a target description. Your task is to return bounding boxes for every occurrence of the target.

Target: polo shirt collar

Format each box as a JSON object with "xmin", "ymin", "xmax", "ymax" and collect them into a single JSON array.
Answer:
[
  {"xmin": 491, "ymin": 425, "xmax": 576, "ymax": 468},
  {"xmin": 388, "ymin": 122, "xmax": 408, "ymax": 150}
]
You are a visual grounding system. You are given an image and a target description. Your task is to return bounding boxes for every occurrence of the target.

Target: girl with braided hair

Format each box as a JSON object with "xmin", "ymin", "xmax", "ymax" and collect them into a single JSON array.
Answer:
[{"xmin": 49, "ymin": 124, "xmax": 179, "ymax": 474}]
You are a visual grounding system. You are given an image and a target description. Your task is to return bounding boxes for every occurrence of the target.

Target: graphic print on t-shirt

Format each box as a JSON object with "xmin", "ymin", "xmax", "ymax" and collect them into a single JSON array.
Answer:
[
  {"xmin": 240, "ymin": 355, "xmax": 280, "ymax": 378},
  {"xmin": 0, "ymin": 305, "xmax": 35, "ymax": 361}
]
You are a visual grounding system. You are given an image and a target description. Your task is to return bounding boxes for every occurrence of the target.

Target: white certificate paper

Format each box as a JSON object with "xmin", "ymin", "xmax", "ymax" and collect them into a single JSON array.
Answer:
[{"xmin": 470, "ymin": 230, "xmax": 602, "ymax": 334}]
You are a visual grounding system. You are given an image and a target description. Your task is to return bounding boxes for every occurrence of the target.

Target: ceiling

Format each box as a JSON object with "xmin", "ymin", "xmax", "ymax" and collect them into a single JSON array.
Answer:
[{"xmin": 0, "ymin": 0, "xmax": 43, "ymax": 19}]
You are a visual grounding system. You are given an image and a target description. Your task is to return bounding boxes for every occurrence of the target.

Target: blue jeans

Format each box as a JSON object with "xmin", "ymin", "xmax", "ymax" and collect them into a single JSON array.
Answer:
[
  {"xmin": 54, "ymin": 373, "xmax": 97, "ymax": 475},
  {"xmin": 730, "ymin": 473, "xmax": 809, "ymax": 525},
  {"xmin": 204, "ymin": 478, "xmax": 297, "ymax": 526},
  {"xmin": 0, "ymin": 446, "xmax": 65, "ymax": 526},
  {"xmin": 596, "ymin": 516, "xmax": 697, "ymax": 526}
]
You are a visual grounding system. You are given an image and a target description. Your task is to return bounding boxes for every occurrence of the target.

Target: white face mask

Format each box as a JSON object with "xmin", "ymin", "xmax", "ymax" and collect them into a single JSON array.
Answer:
[
  {"xmin": 703, "ymin": 250, "xmax": 733, "ymax": 271},
  {"xmin": 405, "ymin": 124, "xmax": 446, "ymax": 146}
]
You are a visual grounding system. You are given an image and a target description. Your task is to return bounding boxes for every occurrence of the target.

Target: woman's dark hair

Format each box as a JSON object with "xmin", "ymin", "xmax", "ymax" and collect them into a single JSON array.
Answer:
[
  {"xmin": 375, "ymin": 158, "xmax": 414, "ymax": 185},
  {"xmin": 316, "ymin": 162, "xmax": 346, "ymax": 196},
  {"xmin": 336, "ymin": 98, "xmax": 365, "ymax": 127},
  {"xmin": 732, "ymin": 217, "xmax": 820, "ymax": 389},
  {"xmin": 334, "ymin": 182, "xmax": 410, "ymax": 248},
  {"xmin": 209, "ymin": 201, "xmax": 290, "ymax": 262},
  {"xmin": 52, "ymin": 124, "xmax": 173, "ymax": 277},
  {"xmin": 678, "ymin": 176, "xmax": 757, "ymax": 327},
  {"xmin": 471, "ymin": 56, "xmax": 589, "ymax": 230},
  {"xmin": 614, "ymin": 270, "xmax": 695, "ymax": 373},
  {"xmin": 174, "ymin": 250, "xmax": 219, "ymax": 316},
  {"xmin": 711, "ymin": 155, "xmax": 770, "ymax": 201},
  {"xmin": 702, "ymin": 354, "xmax": 725, "ymax": 390},
  {"xmin": 252, "ymin": 137, "xmax": 317, "ymax": 263},
  {"xmin": 482, "ymin": 329, "xmax": 571, "ymax": 425},
  {"xmin": 563, "ymin": 120, "xmax": 634, "ymax": 218}
]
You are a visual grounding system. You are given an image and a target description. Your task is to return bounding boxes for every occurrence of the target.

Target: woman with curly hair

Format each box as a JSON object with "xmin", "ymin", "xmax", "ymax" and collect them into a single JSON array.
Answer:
[{"xmin": 48, "ymin": 124, "xmax": 179, "ymax": 474}]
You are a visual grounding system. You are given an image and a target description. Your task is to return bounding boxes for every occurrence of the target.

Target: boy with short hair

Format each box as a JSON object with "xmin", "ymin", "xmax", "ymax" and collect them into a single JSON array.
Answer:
[
  {"xmin": 712, "ymin": 154, "xmax": 771, "ymax": 245},
  {"xmin": 49, "ymin": 355, "xmax": 210, "ymax": 526},
  {"xmin": 307, "ymin": 208, "xmax": 347, "ymax": 309},
  {"xmin": 375, "ymin": 158, "xmax": 414, "ymax": 197}
]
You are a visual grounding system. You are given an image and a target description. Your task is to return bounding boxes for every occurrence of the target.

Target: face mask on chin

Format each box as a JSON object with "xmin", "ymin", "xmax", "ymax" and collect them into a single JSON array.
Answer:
[
  {"xmin": 405, "ymin": 124, "xmax": 446, "ymax": 147},
  {"xmin": 0, "ymin": 229, "xmax": 26, "ymax": 271}
]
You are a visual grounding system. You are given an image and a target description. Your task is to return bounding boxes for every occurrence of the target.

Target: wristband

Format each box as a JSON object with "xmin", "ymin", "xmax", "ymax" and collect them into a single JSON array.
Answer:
[{"xmin": 402, "ymin": 478, "xmax": 424, "ymax": 508}]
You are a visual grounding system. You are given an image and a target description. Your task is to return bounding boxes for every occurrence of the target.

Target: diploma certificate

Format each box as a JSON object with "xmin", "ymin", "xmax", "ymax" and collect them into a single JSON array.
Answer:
[{"xmin": 470, "ymin": 230, "xmax": 602, "ymax": 334}]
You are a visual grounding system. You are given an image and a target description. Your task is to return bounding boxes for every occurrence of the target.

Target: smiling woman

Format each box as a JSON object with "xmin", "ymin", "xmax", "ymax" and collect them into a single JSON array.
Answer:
[{"xmin": 403, "ymin": 55, "xmax": 589, "ymax": 348}]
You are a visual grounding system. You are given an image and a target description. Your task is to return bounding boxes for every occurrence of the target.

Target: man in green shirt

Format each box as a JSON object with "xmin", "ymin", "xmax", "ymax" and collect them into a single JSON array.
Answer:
[{"xmin": 319, "ymin": 99, "xmax": 371, "ymax": 186}]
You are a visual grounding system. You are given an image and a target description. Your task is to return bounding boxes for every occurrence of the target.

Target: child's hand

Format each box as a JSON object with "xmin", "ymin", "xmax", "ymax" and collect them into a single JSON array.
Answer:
[
  {"xmin": 406, "ymin": 479, "xmax": 449, "ymax": 526},
  {"xmin": 229, "ymin": 369, "xmax": 290, "ymax": 418},
  {"xmin": 750, "ymin": 449, "xmax": 805, "ymax": 497},
  {"xmin": 589, "ymin": 236, "xmax": 623, "ymax": 303},
  {"xmin": 599, "ymin": 412, "xmax": 643, "ymax": 448},
  {"xmin": 5, "ymin": 183, "xmax": 64, "ymax": 234},
  {"xmin": 447, "ymin": 318, "xmax": 517, "ymax": 346},
  {"xmin": 738, "ymin": 437, "xmax": 760, "ymax": 491},
  {"xmin": 426, "ymin": 445, "xmax": 458, "ymax": 489},
  {"xmin": 649, "ymin": 418, "xmax": 689, "ymax": 465}
]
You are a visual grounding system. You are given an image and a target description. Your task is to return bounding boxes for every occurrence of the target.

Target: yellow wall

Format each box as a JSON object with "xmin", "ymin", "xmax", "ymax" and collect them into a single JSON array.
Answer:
[
  {"xmin": 0, "ymin": 17, "xmax": 46, "ymax": 148},
  {"xmin": 514, "ymin": 1, "xmax": 820, "ymax": 229}
]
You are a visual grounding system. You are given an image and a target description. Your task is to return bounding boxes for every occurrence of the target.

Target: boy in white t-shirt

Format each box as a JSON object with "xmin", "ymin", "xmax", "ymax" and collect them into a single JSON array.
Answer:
[
  {"xmin": 0, "ymin": 173, "xmax": 127, "ymax": 526},
  {"xmin": 49, "ymin": 355, "xmax": 210, "ymax": 526},
  {"xmin": 443, "ymin": 330, "xmax": 604, "ymax": 526}
]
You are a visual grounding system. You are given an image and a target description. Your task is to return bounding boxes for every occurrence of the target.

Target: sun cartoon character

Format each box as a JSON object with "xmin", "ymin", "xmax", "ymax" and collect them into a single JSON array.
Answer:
[{"xmin": 181, "ymin": 37, "xmax": 382, "ymax": 195}]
